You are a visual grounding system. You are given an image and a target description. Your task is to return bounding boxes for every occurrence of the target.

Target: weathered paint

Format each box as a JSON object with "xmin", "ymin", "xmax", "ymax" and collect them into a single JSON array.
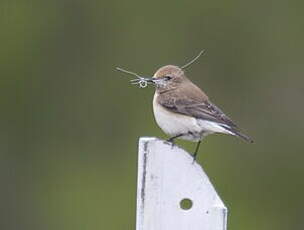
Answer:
[{"xmin": 136, "ymin": 137, "xmax": 227, "ymax": 230}]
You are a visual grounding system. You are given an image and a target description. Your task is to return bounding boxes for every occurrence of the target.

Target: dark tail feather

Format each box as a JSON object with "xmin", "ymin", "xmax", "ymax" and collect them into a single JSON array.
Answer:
[
  {"xmin": 222, "ymin": 126, "xmax": 253, "ymax": 143},
  {"xmin": 233, "ymin": 130, "xmax": 254, "ymax": 143}
]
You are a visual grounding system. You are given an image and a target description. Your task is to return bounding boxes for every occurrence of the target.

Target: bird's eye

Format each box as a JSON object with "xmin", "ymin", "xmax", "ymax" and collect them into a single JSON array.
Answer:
[{"xmin": 164, "ymin": 76, "xmax": 172, "ymax": 80}]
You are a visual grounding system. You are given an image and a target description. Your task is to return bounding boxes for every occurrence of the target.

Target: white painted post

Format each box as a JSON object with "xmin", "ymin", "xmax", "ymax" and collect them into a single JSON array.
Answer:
[{"xmin": 136, "ymin": 137, "xmax": 227, "ymax": 230}]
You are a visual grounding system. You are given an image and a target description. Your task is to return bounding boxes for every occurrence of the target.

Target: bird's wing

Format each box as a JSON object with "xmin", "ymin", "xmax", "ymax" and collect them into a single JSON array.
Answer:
[
  {"xmin": 157, "ymin": 82, "xmax": 253, "ymax": 142},
  {"xmin": 158, "ymin": 91, "xmax": 238, "ymax": 129}
]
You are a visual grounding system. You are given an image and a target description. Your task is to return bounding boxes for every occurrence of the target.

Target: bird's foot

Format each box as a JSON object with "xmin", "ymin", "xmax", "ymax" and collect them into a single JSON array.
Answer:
[
  {"xmin": 166, "ymin": 138, "xmax": 174, "ymax": 143},
  {"xmin": 166, "ymin": 138, "xmax": 175, "ymax": 149},
  {"xmin": 166, "ymin": 134, "xmax": 184, "ymax": 149},
  {"xmin": 191, "ymin": 152, "xmax": 198, "ymax": 164}
]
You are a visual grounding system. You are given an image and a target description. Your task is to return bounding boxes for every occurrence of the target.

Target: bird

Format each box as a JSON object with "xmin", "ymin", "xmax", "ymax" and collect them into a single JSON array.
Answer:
[{"xmin": 117, "ymin": 51, "xmax": 253, "ymax": 160}]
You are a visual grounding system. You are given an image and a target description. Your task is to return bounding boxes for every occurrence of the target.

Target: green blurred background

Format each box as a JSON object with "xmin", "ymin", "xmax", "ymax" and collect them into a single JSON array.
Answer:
[{"xmin": 1, "ymin": 0, "xmax": 303, "ymax": 229}]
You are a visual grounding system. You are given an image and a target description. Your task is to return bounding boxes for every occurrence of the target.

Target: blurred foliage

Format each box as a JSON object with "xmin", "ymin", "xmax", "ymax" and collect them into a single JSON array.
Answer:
[{"xmin": 0, "ymin": 0, "xmax": 303, "ymax": 229}]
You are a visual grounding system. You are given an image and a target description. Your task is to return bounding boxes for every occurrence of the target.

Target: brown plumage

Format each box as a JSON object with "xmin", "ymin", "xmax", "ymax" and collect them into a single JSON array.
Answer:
[{"xmin": 152, "ymin": 65, "xmax": 252, "ymax": 143}]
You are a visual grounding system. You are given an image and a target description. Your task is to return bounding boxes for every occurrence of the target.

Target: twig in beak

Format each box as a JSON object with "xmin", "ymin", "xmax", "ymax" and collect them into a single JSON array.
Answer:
[{"xmin": 116, "ymin": 67, "xmax": 151, "ymax": 88}]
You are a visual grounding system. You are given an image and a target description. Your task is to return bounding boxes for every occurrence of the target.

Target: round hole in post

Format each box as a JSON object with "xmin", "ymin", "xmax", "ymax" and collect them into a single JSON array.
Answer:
[{"xmin": 180, "ymin": 198, "xmax": 193, "ymax": 210}]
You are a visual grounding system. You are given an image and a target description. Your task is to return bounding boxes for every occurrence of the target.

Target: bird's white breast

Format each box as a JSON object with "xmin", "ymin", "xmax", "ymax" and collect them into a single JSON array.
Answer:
[{"xmin": 153, "ymin": 93, "xmax": 202, "ymax": 141}]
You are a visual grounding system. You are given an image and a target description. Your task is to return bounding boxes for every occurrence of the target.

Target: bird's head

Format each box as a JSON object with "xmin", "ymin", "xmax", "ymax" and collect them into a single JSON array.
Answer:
[
  {"xmin": 151, "ymin": 65, "xmax": 187, "ymax": 92},
  {"xmin": 116, "ymin": 50, "xmax": 205, "ymax": 91}
]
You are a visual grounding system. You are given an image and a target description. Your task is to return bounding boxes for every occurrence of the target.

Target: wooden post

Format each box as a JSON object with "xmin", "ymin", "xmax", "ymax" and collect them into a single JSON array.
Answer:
[{"xmin": 136, "ymin": 137, "xmax": 227, "ymax": 230}]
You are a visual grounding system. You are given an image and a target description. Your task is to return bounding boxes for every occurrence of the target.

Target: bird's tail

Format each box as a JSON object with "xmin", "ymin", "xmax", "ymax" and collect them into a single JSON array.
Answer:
[
  {"xmin": 233, "ymin": 130, "xmax": 253, "ymax": 143},
  {"xmin": 222, "ymin": 126, "xmax": 253, "ymax": 143}
]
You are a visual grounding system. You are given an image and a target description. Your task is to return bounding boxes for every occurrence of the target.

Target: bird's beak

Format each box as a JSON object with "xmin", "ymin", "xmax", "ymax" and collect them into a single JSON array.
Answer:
[{"xmin": 142, "ymin": 77, "xmax": 156, "ymax": 84}]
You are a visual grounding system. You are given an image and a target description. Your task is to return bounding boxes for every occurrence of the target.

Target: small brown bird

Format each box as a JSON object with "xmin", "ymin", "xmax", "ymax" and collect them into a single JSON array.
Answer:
[{"xmin": 117, "ymin": 51, "xmax": 252, "ymax": 160}]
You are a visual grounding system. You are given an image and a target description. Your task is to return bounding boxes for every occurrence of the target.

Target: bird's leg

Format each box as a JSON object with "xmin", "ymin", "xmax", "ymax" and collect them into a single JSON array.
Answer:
[
  {"xmin": 192, "ymin": 140, "xmax": 201, "ymax": 163},
  {"xmin": 167, "ymin": 134, "xmax": 184, "ymax": 145}
]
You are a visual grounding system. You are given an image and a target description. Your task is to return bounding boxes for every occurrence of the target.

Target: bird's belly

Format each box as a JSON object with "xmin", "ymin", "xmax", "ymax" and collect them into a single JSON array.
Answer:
[{"xmin": 153, "ymin": 96, "xmax": 202, "ymax": 141}]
